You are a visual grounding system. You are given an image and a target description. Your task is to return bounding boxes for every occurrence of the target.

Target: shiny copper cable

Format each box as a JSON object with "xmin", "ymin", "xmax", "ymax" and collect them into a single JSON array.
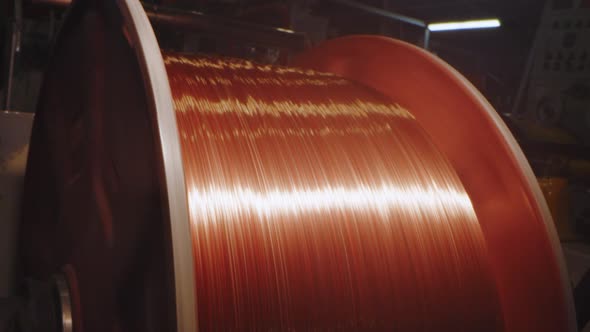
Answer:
[{"xmin": 165, "ymin": 53, "xmax": 503, "ymax": 331}]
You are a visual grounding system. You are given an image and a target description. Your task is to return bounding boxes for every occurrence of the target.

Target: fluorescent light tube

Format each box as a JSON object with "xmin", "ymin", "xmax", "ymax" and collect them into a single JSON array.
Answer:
[{"xmin": 428, "ymin": 19, "xmax": 501, "ymax": 32}]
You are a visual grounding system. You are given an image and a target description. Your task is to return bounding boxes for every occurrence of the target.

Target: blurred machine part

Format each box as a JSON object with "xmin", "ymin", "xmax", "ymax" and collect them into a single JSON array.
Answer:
[{"xmin": 0, "ymin": 111, "xmax": 33, "ymax": 297}]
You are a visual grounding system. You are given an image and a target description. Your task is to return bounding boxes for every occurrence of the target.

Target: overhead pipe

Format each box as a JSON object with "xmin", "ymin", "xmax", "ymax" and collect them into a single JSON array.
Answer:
[
  {"xmin": 326, "ymin": 0, "xmax": 430, "ymax": 49},
  {"xmin": 143, "ymin": 3, "xmax": 306, "ymax": 51}
]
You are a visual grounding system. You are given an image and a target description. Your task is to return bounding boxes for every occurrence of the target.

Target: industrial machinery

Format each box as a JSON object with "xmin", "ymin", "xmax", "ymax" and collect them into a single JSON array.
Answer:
[
  {"xmin": 0, "ymin": 0, "xmax": 579, "ymax": 331},
  {"xmin": 515, "ymin": 0, "xmax": 590, "ymax": 138},
  {"xmin": 509, "ymin": 4, "xmax": 590, "ymax": 327},
  {"xmin": 511, "ymin": 0, "xmax": 590, "ymax": 238}
]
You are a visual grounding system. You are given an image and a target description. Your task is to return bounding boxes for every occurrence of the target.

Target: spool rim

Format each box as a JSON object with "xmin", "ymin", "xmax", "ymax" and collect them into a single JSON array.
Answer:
[
  {"xmin": 21, "ymin": 0, "xmax": 195, "ymax": 330},
  {"xmin": 293, "ymin": 35, "xmax": 576, "ymax": 332},
  {"xmin": 53, "ymin": 274, "xmax": 73, "ymax": 332},
  {"xmin": 115, "ymin": 0, "xmax": 197, "ymax": 331}
]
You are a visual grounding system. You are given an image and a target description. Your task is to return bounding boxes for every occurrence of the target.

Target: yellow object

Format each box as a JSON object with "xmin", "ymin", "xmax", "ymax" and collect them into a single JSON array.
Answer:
[{"xmin": 538, "ymin": 177, "xmax": 576, "ymax": 241}]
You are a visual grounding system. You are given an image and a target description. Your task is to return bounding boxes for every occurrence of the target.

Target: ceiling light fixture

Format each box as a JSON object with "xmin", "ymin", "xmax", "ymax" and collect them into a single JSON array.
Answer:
[{"xmin": 428, "ymin": 19, "xmax": 501, "ymax": 32}]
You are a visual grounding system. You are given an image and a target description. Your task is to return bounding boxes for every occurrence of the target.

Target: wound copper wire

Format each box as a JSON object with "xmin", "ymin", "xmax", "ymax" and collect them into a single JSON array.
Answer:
[{"xmin": 164, "ymin": 53, "xmax": 504, "ymax": 331}]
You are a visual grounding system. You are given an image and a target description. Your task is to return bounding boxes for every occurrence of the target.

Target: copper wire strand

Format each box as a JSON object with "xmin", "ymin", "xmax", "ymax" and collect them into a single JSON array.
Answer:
[{"xmin": 165, "ymin": 53, "xmax": 504, "ymax": 331}]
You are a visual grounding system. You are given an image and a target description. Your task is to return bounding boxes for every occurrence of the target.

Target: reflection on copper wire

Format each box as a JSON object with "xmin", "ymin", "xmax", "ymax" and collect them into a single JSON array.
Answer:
[
  {"xmin": 188, "ymin": 185, "xmax": 475, "ymax": 222},
  {"xmin": 173, "ymin": 95, "xmax": 413, "ymax": 117},
  {"xmin": 165, "ymin": 53, "xmax": 504, "ymax": 331}
]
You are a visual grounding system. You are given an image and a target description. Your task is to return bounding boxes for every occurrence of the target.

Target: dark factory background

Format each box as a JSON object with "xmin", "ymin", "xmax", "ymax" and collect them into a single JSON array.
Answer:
[
  {"xmin": 1, "ymin": 0, "xmax": 547, "ymax": 114},
  {"xmin": 1, "ymin": 0, "xmax": 590, "ymax": 331}
]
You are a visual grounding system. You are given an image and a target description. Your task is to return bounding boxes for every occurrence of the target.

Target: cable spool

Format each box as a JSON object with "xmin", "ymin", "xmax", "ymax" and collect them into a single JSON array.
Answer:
[
  {"xmin": 166, "ymin": 53, "xmax": 501, "ymax": 331},
  {"xmin": 18, "ymin": 0, "xmax": 576, "ymax": 332}
]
